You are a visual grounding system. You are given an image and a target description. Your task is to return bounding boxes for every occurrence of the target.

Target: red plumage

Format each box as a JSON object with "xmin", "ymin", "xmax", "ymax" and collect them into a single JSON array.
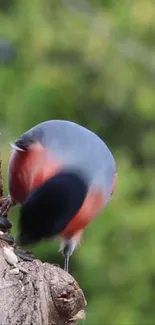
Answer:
[{"xmin": 8, "ymin": 120, "xmax": 117, "ymax": 272}]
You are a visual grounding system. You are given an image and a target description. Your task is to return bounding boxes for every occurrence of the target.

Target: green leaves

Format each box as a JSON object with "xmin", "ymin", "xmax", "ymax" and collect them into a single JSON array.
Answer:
[{"xmin": 1, "ymin": 0, "xmax": 155, "ymax": 324}]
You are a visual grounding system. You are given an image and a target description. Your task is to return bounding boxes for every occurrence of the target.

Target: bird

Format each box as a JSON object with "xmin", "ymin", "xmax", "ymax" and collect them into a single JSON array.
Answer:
[{"xmin": 7, "ymin": 120, "xmax": 117, "ymax": 272}]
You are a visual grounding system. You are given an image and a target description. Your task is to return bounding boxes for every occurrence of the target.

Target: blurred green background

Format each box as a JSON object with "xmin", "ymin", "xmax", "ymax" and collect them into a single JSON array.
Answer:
[{"xmin": 1, "ymin": 0, "xmax": 155, "ymax": 324}]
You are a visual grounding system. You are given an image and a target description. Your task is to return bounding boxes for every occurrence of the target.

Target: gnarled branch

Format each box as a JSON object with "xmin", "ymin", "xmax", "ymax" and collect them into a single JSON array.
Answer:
[
  {"xmin": 0, "ymin": 151, "xmax": 86, "ymax": 325},
  {"xmin": 0, "ymin": 239, "xmax": 86, "ymax": 325}
]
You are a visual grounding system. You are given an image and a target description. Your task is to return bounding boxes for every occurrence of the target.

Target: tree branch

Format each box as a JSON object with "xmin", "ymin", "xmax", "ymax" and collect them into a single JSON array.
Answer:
[
  {"xmin": 0, "ymin": 151, "xmax": 3, "ymax": 199},
  {"xmin": 0, "ymin": 150, "xmax": 87, "ymax": 325},
  {"xmin": 0, "ymin": 239, "xmax": 86, "ymax": 325}
]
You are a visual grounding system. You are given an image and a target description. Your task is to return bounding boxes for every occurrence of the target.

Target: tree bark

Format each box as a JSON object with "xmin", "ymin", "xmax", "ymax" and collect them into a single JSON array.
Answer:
[
  {"xmin": 0, "ymin": 238, "xmax": 86, "ymax": 325},
  {"xmin": 0, "ymin": 151, "xmax": 86, "ymax": 324}
]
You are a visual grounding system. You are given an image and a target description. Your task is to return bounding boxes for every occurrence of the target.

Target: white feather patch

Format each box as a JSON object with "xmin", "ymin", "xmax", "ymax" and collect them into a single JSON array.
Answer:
[
  {"xmin": 59, "ymin": 239, "xmax": 78, "ymax": 256},
  {"xmin": 10, "ymin": 142, "xmax": 25, "ymax": 152}
]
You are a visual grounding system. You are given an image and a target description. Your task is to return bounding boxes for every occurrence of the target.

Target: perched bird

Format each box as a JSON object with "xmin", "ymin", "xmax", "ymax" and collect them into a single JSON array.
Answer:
[{"xmin": 7, "ymin": 120, "xmax": 117, "ymax": 272}]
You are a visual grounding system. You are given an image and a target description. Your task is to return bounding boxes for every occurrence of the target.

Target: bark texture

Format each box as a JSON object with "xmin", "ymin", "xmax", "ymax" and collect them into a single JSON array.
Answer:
[
  {"xmin": 0, "ymin": 151, "xmax": 86, "ymax": 325},
  {"xmin": 0, "ymin": 239, "xmax": 86, "ymax": 325}
]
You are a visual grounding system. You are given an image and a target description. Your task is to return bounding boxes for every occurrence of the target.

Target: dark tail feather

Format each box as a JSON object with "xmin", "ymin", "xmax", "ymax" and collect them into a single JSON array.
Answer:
[{"xmin": 18, "ymin": 170, "xmax": 88, "ymax": 246}]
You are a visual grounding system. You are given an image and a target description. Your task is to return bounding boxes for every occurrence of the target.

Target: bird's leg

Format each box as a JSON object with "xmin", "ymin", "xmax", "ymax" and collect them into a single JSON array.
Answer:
[
  {"xmin": 64, "ymin": 252, "xmax": 70, "ymax": 273},
  {"xmin": 61, "ymin": 231, "xmax": 82, "ymax": 272},
  {"xmin": 60, "ymin": 239, "xmax": 75, "ymax": 273}
]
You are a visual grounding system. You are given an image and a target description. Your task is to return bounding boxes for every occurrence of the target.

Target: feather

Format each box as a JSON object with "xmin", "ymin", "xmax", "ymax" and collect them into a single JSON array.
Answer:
[{"xmin": 10, "ymin": 142, "xmax": 25, "ymax": 152}]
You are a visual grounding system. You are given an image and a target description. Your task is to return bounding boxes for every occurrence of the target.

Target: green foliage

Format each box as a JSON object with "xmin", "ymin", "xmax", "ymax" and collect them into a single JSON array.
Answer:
[{"xmin": 0, "ymin": 0, "xmax": 155, "ymax": 323}]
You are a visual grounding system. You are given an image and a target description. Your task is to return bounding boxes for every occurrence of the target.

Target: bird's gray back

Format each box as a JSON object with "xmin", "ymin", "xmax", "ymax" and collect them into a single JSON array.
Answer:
[{"xmin": 25, "ymin": 120, "xmax": 116, "ymax": 200}]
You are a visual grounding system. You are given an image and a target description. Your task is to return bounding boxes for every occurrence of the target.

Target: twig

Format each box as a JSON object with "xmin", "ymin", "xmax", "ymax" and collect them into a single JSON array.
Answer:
[
  {"xmin": 0, "ymin": 148, "xmax": 13, "ymax": 221},
  {"xmin": 0, "ymin": 150, "xmax": 12, "ymax": 231},
  {"xmin": 0, "ymin": 151, "xmax": 3, "ymax": 199}
]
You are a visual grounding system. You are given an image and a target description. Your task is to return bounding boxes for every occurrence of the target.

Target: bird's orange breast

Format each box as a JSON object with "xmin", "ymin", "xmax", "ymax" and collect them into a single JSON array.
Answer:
[
  {"xmin": 9, "ymin": 142, "xmax": 62, "ymax": 203},
  {"xmin": 61, "ymin": 190, "xmax": 104, "ymax": 239},
  {"xmin": 61, "ymin": 172, "xmax": 118, "ymax": 239}
]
